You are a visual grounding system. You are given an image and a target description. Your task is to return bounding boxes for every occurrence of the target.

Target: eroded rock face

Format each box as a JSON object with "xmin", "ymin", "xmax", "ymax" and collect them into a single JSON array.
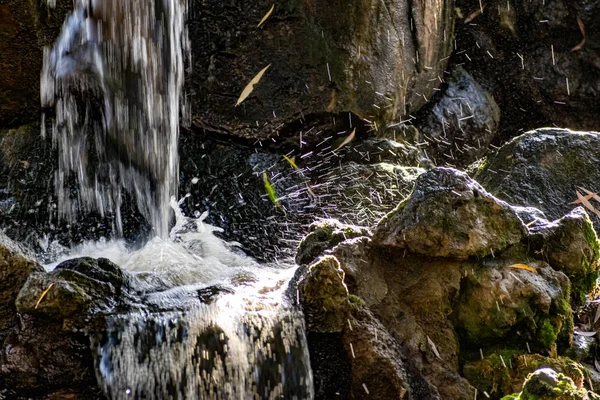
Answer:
[
  {"xmin": 454, "ymin": 0, "xmax": 600, "ymax": 136},
  {"xmin": 414, "ymin": 66, "xmax": 501, "ymax": 168},
  {"xmin": 188, "ymin": 0, "xmax": 455, "ymax": 140},
  {"xmin": 373, "ymin": 167, "xmax": 526, "ymax": 259},
  {"xmin": 474, "ymin": 129, "xmax": 600, "ymax": 230},
  {"xmin": 296, "ymin": 167, "xmax": 600, "ymax": 399}
]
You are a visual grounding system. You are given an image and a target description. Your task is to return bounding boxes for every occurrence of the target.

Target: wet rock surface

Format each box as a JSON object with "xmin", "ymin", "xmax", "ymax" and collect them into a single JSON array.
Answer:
[
  {"xmin": 413, "ymin": 66, "xmax": 501, "ymax": 168},
  {"xmin": 474, "ymin": 128, "xmax": 600, "ymax": 231},
  {"xmin": 453, "ymin": 0, "xmax": 600, "ymax": 138},
  {"xmin": 295, "ymin": 167, "xmax": 600, "ymax": 399}
]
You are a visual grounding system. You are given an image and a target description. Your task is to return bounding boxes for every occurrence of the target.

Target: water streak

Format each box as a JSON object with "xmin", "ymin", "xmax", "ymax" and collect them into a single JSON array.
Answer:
[{"xmin": 41, "ymin": 0, "xmax": 189, "ymax": 238}]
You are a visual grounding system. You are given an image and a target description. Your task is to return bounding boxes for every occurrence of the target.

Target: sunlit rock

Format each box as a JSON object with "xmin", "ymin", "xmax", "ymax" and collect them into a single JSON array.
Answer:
[{"xmin": 373, "ymin": 167, "xmax": 526, "ymax": 259}]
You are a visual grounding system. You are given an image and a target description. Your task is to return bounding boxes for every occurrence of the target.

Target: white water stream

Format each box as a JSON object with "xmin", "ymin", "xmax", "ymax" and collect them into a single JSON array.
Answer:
[{"xmin": 40, "ymin": 0, "xmax": 314, "ymax": 398}]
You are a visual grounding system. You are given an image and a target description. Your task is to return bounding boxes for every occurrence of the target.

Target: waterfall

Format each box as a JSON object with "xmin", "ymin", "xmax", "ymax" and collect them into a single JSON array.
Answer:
[{"xmin": 41, "ymin": 0, "xmax": 189, "ymax": 238}]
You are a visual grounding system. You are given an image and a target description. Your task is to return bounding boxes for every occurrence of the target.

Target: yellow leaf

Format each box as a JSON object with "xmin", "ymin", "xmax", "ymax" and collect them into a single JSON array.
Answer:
[
  {"xmin": 236, "ymin": 64, "xmax": 271, "ymax": 107},
  {"xmin": 257, "ymin": 4, "xmax": 275, "ymax": 28},
  {"xmin": 332, "ymin": 128, "xmax": 356, "ymax": 151},
  {"xmin": 283, "ymin": 154, "xmax": 298, "ymax": 170},
  {"xmin": 35, "ymin": 282, "xmax": 56, "ymax": 309},
  {"xmin": 508, "ymin": 264, "xmax": 537, "ymax": 274}
]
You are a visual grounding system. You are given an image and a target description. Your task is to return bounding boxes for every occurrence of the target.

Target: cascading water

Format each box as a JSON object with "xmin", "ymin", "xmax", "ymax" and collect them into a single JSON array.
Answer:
[
  {"xmin": 40, "ymin": 0, "xmax": 314, "ymax": 398},
  {"xmin": 41, "ymin": 0, "xmax": 188, "ymax": 238}
]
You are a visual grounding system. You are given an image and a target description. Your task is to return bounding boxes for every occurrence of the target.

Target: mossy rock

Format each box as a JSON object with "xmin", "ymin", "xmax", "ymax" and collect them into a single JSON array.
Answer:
[
  {"xmin": 373, "ymin": 167, "xmax": 526, "ymax": 259},
  {"xmin": 298, "ymin": 255, "xmax": 349, "ymax": 333},
  {"xmin": 295, "ymin": 219, "xmax": 371, "ymax": 265},
  {"xmin": 501, "ymin": 367, "xmax": 599, "ymax": 400},
  {"xmin": 465, "ymin": 354, "xmax": 587, "ymax": 398}
]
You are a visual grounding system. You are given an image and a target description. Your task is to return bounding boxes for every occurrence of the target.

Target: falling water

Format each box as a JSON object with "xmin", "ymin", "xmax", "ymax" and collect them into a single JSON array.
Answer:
[{"xmin": 41, "ymin": 0, "xmax": 189, "ymax": 238}]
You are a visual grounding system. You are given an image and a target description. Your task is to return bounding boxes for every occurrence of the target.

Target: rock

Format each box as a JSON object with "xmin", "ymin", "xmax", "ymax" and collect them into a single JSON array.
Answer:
[
  {"xmin": 567, "ymin": 334, "xmax": 595, "ymax": 363},
  {"xmin": 0, "ymin": 1, "xmax": 71, "ymax": 126},
  {"xmin": 295, "ymin": 219, "xmax": 371, "ymax": 266},
  {"xmin": 298, "ymin": 256, "xmax": 349, "ymax": 333},
  {"xmin": 16, "ymin": 257, "xmax": 135, "ymax": 324},
  {"xmin": 413, "ymin": 66, "xmax": 501, "ymax": 168},
  {"xmin": 0, "ymin": 236, "xmax": 44, "ymax": 341},
  {"xmin": 453, "ymin": 262, "xmax": 572, "ymax": 351},
  {"xmin": 454, "ymin": 0, "xmax": 600, "ymax": 136},
  {"xmin": 188, "ymin": 0, "xmax": 454, "ymax": 140},
  {"xmin": 527, "ymin": 208, "xmax": 600, "ymax": 304},
  {"xmin": 474, "ymin": 129, "xmax": 600, "ymax": 232},
  {"xmin": 373, "ymin": 167, "xmax": 526, "ymax": 259},
  {"xmin": 464, "ymin": 354, "xmax": 588, "ymax": 399},
  {"xmin": 502, "ymin": 367, "xmax": 598, "ymax": 400}
]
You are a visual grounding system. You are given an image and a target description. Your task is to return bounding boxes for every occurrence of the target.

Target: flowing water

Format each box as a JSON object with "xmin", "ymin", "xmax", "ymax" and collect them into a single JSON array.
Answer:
[
  {"xmin": 41, "ymin": 0, "xmax": 188, "ymax": 238},
  {"xmin": 40, "ymin": 0, "xmax": 314, "ymax": 398}
]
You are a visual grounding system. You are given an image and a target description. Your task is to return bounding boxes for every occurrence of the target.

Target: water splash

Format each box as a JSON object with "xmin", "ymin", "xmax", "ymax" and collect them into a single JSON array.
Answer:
[{"xmin": 41, "ymin": 0, "xmax": 189, "ymax": 238}]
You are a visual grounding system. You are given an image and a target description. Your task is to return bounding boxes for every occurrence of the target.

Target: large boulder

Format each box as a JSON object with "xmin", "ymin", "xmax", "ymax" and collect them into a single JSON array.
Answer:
[
  {"xmin": 413, "ymin": 66, "xmax": 501, "ymax": 168},
  {"xmin": 373, "ymin": 167, "xmax": 526, "ymax": 259},
  {"xmin": 188, "ymin": 0, "xmax": 455, "ymax": 140},
  {"xmin": 473, "ymin": 129, "xmax": 600, "ymax": 230}
]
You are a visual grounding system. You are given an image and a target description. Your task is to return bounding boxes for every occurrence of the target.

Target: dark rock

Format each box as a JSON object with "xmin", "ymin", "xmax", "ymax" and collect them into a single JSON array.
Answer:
[
  {"xmin": 295, "ymin": 219, "xmax": 370, "ymax": 266},
  {"xmin": 453, "ymin": 0, "xmax": 600, "ymax": 138},
  {"xmin": 0, "ymin": 234, "xmax": 44, "ymax": 342},
  {"xmin": 373, "ymin": 167, "xmax": 526, "ymax": 259},
  {"xmin": 473, "ymin": 128, "xmax": 600, "ymax": 231},
  {"xmin": 413, "ymin": 66, "xmax": 501, "ymax": 168},
  {"xmin": 188, "ymin": 0, "xmax": 455, "ymax": 140}
]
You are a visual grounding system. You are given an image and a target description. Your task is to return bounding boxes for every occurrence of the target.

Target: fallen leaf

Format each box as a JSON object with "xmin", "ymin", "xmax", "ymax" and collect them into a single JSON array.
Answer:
[
  {"xmin": 578, "ymin": 187, "xmax": 600, "ymax": 204},
  {"xmin": 333, "ymin": 128, "xmax": 356, "ymax": 151},
  {"xmin": 427, "ymin": 335, "xmax": 442, "ymax": 360},
  {"xmin": 596, "ymin": 358, "xmax": 600, "ymax": 373},
  {"xmin": 35, "ymin": 282, "xmax": 56, "ymax": 309},
  {"xmin": 575, "ymin": 191, "xmax": 600, "ymax": 218},
  {"xmin": 574, "ymin": 329, "xmax": 597, "ymax": 337},
  {"xmin": 236, "ymin": 64, "xmax": 271, "ymax": 107},
  {"xmin": 571, "ymin": 16, "xmax": 586, "ymax": 51},
  {"xmin": 283, "ymin": 154, "xmax": 298, "ymax": 170},
  {"xmin": 257, "ymin": 4, "xmax": 275, "ymax": 28},
  {"xmin": 464, "ymin": 5, "xmax": 485, "ymax": 24},
  {"xmin": 508, "ymin": 263, "xmax": 538, "ymax": 274}
]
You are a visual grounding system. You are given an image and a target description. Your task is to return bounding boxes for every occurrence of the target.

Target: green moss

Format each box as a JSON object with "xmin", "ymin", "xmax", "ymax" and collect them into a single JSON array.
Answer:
[
  {"xmin": 536, "ymin": 319, "xmax": 558, "ymax": 349},
  {"xmin": 348, "ymin": 294, "xmax": 365, "ymax": 308}
]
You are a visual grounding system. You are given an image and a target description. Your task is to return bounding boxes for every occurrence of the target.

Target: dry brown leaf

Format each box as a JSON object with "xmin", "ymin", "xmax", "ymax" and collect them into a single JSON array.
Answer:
[
  {"xmin": 571, "ymin": 16, "xmax": 586, "ymax": 51},
  {"xmin": 333, "ymin": 128, "xmax": 356, "ymax": 151},
  {"xmin": 508, "ymin": 263, "xmax": 537, "ymax": 274},
  {"xmin": 235, "ymin": 64, "xmax": 271, "ymax": 107},
  {"xmin": 571, "ymin": 192, "xmax": 595, "ymax": 205},
  {"xmin": 427, "ymin": 335, "xmax": 442, "ymax": 360},
  {"xmin": 575, "ymin": 190, "xmax": 600, "ymax": 218},
  {"xmin": 464, "ymin": 5, "xmax": 486, "ymax": 24},
  {"xmin": 35, "ymin": 282, "xmax": 56, "ymax": 309},
  {"xmin": 257, "ymin": 4, "xmax": 275, "ymax": 28},
  {"xmin": 578, "ymin": 187, "xmax": 600, "ymax": 204}
]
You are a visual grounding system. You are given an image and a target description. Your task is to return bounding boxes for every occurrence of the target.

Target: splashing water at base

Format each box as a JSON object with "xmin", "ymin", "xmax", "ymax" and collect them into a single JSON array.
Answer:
[{"xmin": 44, "ymin": 198, "xmax": 314, "ymax": 399}]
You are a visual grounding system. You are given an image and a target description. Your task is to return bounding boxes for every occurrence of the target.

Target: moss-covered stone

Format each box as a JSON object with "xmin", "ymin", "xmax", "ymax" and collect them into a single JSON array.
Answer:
[
  {"xmin": 298, "ymin": 255, "xmax": 349, "ymax": 333},
  {"xmin": 501, "ymin": 367, "xmax": 599, "ymax": 400},
  {"xmin": 465, "ymin": 354, "xmax": 587, "ymax": 398},
  {"xmin": 373, "ymin": 168, "xmax": 526, "ymax": 259},
  {"xmin": 295, "ymin": 219, "xmax": 371, "ymax": 266}
]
